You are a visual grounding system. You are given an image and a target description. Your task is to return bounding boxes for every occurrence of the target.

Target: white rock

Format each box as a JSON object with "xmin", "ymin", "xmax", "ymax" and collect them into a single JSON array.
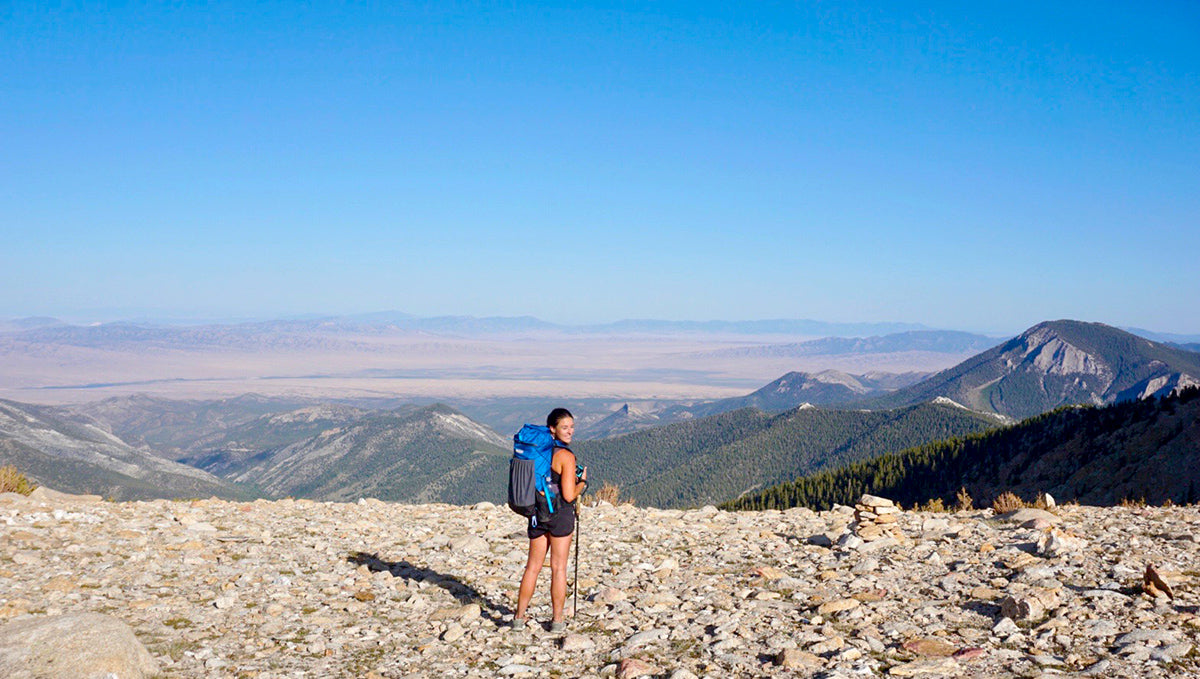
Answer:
[{"xmin": 0, "ymin": 613, "xmax": 158, "ymax": 678}]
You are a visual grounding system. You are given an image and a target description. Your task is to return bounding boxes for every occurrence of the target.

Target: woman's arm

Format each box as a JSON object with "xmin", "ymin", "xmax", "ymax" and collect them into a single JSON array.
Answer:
[{"xmin": 555, "ymin": 448, "xmax": 586, "ymax": 503}]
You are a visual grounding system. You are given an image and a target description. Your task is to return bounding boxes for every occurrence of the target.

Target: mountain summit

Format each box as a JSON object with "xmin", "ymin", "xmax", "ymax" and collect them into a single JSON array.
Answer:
[{"xmin": 871, "ymin": 320, "xmax": 1200, "ymax": 419}]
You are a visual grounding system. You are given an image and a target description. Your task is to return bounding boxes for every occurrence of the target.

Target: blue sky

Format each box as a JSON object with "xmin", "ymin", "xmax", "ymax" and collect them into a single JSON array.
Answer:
[{"xmin": 3, "ymin": 1, "xmax": 1198, "ymax": 333}]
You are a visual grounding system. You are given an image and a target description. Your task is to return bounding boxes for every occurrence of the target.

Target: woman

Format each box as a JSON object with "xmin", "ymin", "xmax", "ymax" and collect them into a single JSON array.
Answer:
[{"xmin": 513, "ymin": 407, "xmax": 587, "ymax": 632}]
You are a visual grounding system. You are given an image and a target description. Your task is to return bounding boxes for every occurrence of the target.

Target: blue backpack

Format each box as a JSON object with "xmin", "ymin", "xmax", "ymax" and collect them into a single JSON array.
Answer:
[{"xmin": 508, "ymin": 424, "xmax": 569, "ymax": 518}]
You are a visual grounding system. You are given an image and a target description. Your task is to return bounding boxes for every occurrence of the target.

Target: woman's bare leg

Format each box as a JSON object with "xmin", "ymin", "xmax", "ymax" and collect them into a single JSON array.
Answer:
[
  {"xmin": 516, "ymin": 535, "xmax": 549, "ymax": 620},
  {"xmin": 548, "ymin": 533, "xmax": 573, "ymax": 622}
]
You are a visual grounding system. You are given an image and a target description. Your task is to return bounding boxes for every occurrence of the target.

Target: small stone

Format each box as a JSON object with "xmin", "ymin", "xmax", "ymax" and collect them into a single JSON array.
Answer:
[
  {"xmin": 447, "ymin": 535, "xmax": 489, "ymax": 553},
  {"xmin": 992, "ymin": 617, "xmax": 1020, "ymax": 636},
  {"xmin": 970, "ymin": 586, "xmax": 1003, "ymax": 601},
  {"xmin": 888, "ymin": 657, "xmax": 960, "ymax": 676},
  {"xmin": 859, "ymin": 494, "xmax": 896, "ymax": 508},
  {"xmin": 777, "ymin": 648, "xmax": 822, "ymax": 668},
  {"xmin": 852, "ymin": 588, "xmax": 888, "ymax": 603},
  {"xmin": 807, "ymin": 534, "xmax": 834, "ymax": 547},
  {"xmin": 809, "ymin": 636, "xmax": 844, "ymax": 655},
  {"xmin": 1000, "ymin": 595, "xmax": 1045, "ymax": 621},
  {"xmin": 617, "ymin": 657, "xmax": 660, "ymax": 679},
  {"xmin": 441, "ymin": 623, "xmax": 465, "ymax": 642},
  {"xmin": 560, "ymin": 634, "xmax": 595, "ymax": 651},
  {"xmin": 1114, "ymin": 628, "xmax": 1179, "ymax": 646},
  {"xmin": 594, "ymin": 587, "xmax": 627, "ymax": 603},
  {"xmin": 901, "ymin": 638, "xmax": 957, "ymax": 657},
  {"xmin": 999, "ymin": 508, "xmax": 1059, "ymax": 524},
  {"xmin": 1037, "ymin": 528, "xmax": 1085, "ymax": 558},
  {"xmin": 817, "ymin": 598, "xmax": 861, "ymax": 615},
  {"xmin": 953, "ymin": 647, "xmax": 986, "ymax": 661},
  {"xmin": 457, "ymin": 603, "xmax": 482, "ymax": 622},
  {"xmin": 837, "ymin": 534, "xmax": 865, "ymax": 550},
  {"xmin": 42, "ymin": 576, "xmax": 77, "ymax": 593},
  {"xmin": 624, "ymin": 628, "xmax": 668, "ymax": 647},
  {"xmin": 1143, "ymin": 564, "xmax": 1175, "ymax": 600},
  {"xmin": 1151, "ymin": 643, "xmax": 1193, "ymax": 662}
]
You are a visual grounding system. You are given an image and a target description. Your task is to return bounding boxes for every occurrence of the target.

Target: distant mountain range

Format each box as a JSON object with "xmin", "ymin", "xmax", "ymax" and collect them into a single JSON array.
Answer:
[
  {"xmin": 865, "ymin": 320, "xmax": 1200, "ymax": 419},
  {"xmin": 581, "ymin": 370, "xmax": 930, "ymax": 439},
  {"xmin": 695, "ymin": 331, "xmax": 1002, "ymax": 358},
  {"xmin": 1, "ymin": 314, "xmax": 933, "ymax": 338},
  {"xmin": 0, "ymin": 399, "xmax": 254, "ymax": 501},
  {"xmin": 726, "ymin": 386, "xmax": 1200, "ymax": 511}
]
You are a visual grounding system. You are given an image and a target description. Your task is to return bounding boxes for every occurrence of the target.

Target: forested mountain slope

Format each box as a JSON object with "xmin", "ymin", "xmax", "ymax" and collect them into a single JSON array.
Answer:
[
  {"xmin": 226, "ymin": 404, "xmax": 511, "ymax": 504},
  {"xmin": 576, "ymin": 401, "xmax": 1002, "ymax": 508},
  {"xmin": 725, "ymin": 387, "xmax": 1200, "ymax": 512}
]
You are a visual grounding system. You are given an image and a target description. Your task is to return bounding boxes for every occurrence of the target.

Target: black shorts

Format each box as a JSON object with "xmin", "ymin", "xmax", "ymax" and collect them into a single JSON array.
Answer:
[{"xmin": 528, "ymin": 500, "xmax": 575, "ymax": 539}]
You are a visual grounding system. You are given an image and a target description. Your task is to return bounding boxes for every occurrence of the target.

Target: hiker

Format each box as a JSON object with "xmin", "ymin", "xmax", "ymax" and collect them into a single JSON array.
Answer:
[{"xmin": 512, "ymin": 407, "xmax": 587, "ymax": 632}]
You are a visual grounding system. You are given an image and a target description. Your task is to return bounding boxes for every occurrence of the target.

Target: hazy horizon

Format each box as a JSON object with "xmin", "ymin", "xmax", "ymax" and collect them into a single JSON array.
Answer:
[{"xmin": 7, "ymin": 309, "xmax": 1200, "ymax": 341}]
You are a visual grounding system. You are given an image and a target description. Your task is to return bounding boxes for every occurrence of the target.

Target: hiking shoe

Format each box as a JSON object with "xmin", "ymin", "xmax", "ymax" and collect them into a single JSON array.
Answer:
[
  {"xmin": 549, "ymin": 621, "xmax": 566, "ymax": 633},
  {"xmin": 511, "ymin": 618, "xmax": 526, "ymax": 632}
]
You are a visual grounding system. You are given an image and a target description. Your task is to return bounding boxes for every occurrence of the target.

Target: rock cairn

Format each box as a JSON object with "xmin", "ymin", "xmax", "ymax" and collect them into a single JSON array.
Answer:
[
  {"xmin": 852, "ymin": 494, "xmax": 904, "ymax": 543},
  {"xmin": 1, "ymin": 488, "xmax": 1199, "ymax": 678}
]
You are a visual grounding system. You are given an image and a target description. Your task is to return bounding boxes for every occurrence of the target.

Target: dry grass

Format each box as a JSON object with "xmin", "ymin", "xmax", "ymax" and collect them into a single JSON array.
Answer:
[
  {"xmin": 0, "ymin": 466, "xmax": 36, "ymax": 495},
  {"xmin": 991, "ymin": 491, "xmax": 1026, "ymax": 514},
  {"xmin": 585, "ymin": 482, "xmax": 632, "ymax": 507},
  {"xmin": 917, "ymin": 497, "xmax": 947, "ymax": 512},
  {"xmin": 953, "ymin": 487, "xmax": 974, "ymax": 512}
]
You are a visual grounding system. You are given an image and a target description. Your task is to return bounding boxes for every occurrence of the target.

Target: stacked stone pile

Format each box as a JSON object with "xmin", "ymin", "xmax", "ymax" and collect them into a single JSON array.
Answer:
[
  {"xmin": 851, "ymin": 494, "xmax": 905, "ymax": 543},
  {"xmin": 1, "ymin": 488, "xmax": 1199, "ymax": 678}
]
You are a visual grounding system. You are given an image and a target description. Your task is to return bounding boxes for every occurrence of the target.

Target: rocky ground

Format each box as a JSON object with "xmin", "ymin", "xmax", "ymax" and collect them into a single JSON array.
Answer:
[{"xmin": 1, "ymin": 488, "xmax": 1199, "ymax": 678}]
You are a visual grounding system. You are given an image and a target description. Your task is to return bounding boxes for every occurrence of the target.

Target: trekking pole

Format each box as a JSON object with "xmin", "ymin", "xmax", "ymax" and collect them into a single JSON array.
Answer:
[{"xmin": 573, "ymin": 496, "xmax": 580, "ymax": 618}]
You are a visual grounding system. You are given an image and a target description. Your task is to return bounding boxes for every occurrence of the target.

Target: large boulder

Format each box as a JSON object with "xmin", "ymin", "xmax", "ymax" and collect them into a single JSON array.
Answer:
[
  {"xmin": 0, "ymin": 613, "xmax": 158, "ymax": 679},
  {"xmin": 28, "ymin": 487, "xmax": 102, "ymax": 503}
]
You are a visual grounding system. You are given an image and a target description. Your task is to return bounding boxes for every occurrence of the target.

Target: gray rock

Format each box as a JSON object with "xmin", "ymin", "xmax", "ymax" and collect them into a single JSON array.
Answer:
[
  {"xmin": 0, "ymin": 612, "xmax": 158, "ymax": 679},
  {"xmin": 999, "ymin": 508, "xmax": 1059, "ymax": 524},
  {"xmin": 624, "ymin": 628, "xmax": 668, "ymax": 648},
  {"xmin": 807, "ymin": 534, "xmax": 834, "ymax": 547},
  {"xmin": 858, "ymin": 494, "xmax": 896, "ymax": 508},
  {"xmin": 498, "ymin": 664, "xmax": 538, "ymax": 675},
  {"xmin": 1151, "ymin": 643, "xmax": 1193, "ymax": 662},
  {"xmin": 28, "ymin": 487, "xmax": 102, "ymax": 503},
  {"xmin": 992, "ymin": 617, "xmax": 1020, "ymax": 636},
  {"xmin": 447, "ymin": 535, "xmax": 489, "ymax": 553},
  {"xmin": 560, "ymin": 634, "xmax": 595, "ymax": 651},
  {"xmin": 1113, "ymin": 628, "xmax": 1180, "ymax": 646},
  {"xmin": 1000, "ymin": 595, "xmax": 1044, "ymax": 621}
]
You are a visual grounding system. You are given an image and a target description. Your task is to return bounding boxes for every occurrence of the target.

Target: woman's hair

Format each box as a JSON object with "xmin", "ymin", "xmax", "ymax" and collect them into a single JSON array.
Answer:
[{"xmin": 546, "ymin": 407, "xmax": 574, "ymax": 428}]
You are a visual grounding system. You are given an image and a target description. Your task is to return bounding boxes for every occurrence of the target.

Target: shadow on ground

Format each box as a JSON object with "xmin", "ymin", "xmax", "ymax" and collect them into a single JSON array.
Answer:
[{"xmin": 347, "ymin": 551, "xmax": 511, "ymax": 624}]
